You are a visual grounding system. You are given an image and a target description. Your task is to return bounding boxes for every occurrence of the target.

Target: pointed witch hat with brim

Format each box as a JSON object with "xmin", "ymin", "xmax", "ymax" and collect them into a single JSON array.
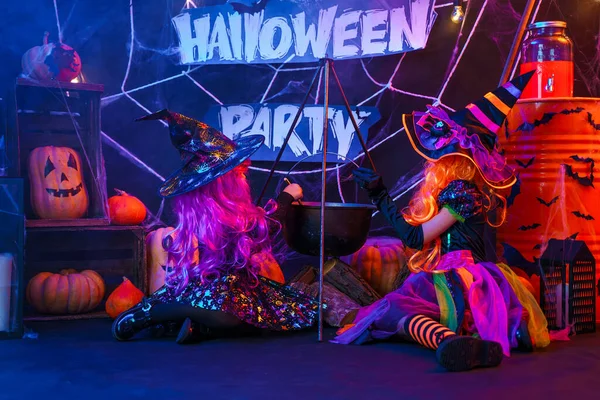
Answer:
[
  {"xmin": 401, "ymin": 71, "xmax": 534, "ymax": 189},
  {"xmin": 136, "ymin": 109, "xmax": 264, "ymax": 198}
]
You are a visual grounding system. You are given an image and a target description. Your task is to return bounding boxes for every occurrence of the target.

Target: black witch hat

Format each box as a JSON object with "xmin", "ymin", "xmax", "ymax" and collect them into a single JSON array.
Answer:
[
  {"xmin": 402, "ymin": 71, "xmax": 534, "ymax": 189},
  {"xmin": 136, "ymin": 109, "xmax": 264, "ymax": 198}
]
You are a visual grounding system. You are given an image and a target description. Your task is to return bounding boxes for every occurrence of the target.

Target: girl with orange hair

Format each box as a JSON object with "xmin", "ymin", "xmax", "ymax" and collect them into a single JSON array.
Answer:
[{"xmin": 332, "ymin": 72, "xmax": 550, "ymax": 372}]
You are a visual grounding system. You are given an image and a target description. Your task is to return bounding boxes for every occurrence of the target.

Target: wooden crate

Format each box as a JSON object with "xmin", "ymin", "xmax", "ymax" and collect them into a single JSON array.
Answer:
[
  {"xmin": 23, "ymin": 225, "xmax": 147, "ymax": 321},
  {"xmin": 5, "ymin": 78, "xmax": 109, "ymax": 227}
]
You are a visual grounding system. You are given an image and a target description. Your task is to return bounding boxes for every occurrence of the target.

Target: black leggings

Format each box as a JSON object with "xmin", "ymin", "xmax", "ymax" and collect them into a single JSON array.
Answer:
[{"xmin": 150, "ymin": 303, "xmax": 260, "ymax": 336}]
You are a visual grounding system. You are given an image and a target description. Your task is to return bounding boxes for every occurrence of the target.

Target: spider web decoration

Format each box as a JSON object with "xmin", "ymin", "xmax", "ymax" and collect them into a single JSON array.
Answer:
[{"xmin": 42, "ymin": 0, "xmax": 599, "ymax": 230}]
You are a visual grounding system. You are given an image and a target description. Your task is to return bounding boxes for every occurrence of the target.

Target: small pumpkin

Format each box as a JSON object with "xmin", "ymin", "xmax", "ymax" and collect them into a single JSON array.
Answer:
[
  {"xmin": 26, "ymin": 269, "xmax": 105, "ymax": 314},
  {"xmin": 251, "ymin": 251, "xmax": 285, "ymax": 284},
  {"xmin": 105, "ymin": 277, "xmax": 144, "ymax": 319},
  {"xmin": 108, "ymin": 189, "xmax": 147, "ymax": 225},
  {"xmin": 21, "ymin": 32, "xmax": 82, "ymax": 82},
  {"xmin": 146, "ymin": 227, "xmax": 176, "ymax": 293},
  {"xmin": 341, "ymin": 236, "xmax": 407, "ymax": 296},
  {"xmin": 28, "ymin": 146, "xmax": 89, "ymax": 219}
]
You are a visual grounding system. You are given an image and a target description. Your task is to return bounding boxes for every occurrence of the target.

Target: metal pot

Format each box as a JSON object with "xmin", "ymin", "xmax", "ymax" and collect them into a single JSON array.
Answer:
[{"xmin": 283, "ymin": 202, "xmax": 376, "ymax": 257}]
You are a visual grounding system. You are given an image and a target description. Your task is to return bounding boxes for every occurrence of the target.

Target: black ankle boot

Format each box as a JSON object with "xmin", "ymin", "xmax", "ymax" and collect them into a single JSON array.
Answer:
[
  {"xmin": 176, "ymin": 318, "xmax": 212, "ymax": 345},
  {"xmin": 112, "ymin": 298, "xmax": 159, "ymax": 341},
  {"xmin": 515, "ymin": 319, "xmax": 534, "ymax": 352},
  {"xmin": 436, "ymin": 336, "xmax": 504, "ymax": 372}
]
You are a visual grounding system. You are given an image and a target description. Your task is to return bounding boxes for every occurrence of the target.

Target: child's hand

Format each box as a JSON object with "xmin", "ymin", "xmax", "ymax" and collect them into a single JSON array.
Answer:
[
  {"xmin": 353, "ymin": 167, "xmax": 384, "ymax": 191},
  {"xmin": 283, "ymin": 183, "xmax": 304, "ymax": 201}
]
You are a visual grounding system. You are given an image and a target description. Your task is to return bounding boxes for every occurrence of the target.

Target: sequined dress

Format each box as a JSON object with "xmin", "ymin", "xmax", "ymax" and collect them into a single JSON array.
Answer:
[
  {"xmin": 147, "ymin": 193, "xmax": 319, "ymax": 331},
  {"xmin": 332, "ymin": 180, "xmax": 550, "ymax": 355}
]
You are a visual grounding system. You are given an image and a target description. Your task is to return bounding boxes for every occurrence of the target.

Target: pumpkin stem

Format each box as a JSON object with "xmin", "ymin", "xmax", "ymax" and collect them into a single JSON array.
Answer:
[
  {"xmin": 43, "ymin": 31, "xmax": 49, "ymax": 45},
  {"xmin": 114, "ymin": 188, "xmax": 128, "ymax": 196}
]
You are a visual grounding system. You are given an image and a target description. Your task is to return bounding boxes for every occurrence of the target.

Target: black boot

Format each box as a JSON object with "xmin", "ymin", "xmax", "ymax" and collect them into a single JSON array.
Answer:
[
  {"xmin": 436, "ymin": 336, "xmax": 504, "ymax": 372},
  {"xmin": 112, "ymin": 298, "xmax": 159, "ymax": 341},
  {"xmin": 515, "ymin": 318, "xmax": 534, "ymax": 352},
  {"xmin": 175, "ymin": 318, "xmax": 213, "ymax": 345}
]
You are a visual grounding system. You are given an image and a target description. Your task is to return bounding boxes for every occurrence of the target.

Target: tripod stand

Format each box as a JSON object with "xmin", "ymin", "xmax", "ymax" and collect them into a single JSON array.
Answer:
[{"xmin": 256, "ymin": 58, "xmax": 377, "ymax": 341}]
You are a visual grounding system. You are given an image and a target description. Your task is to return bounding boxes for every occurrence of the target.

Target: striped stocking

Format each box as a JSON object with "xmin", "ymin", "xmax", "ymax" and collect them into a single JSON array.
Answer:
[{"xmin": 405, "ymin": 314, "xmax": 455, "ymax": 350}]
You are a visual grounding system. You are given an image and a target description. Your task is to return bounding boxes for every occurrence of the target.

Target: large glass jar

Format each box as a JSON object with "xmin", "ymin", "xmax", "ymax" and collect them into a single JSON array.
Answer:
[{"xmin": 520, "ymin": 21, "xmax": 574, "ymax": 99}]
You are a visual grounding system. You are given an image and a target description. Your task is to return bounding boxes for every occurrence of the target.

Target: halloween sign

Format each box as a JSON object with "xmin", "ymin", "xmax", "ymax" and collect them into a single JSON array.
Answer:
[
  {"xmin": 202, "ymin": 103, "xmax": 381, "ymax": 162},
  {"xmin": 28, "ymin": 146, "xmax": 89, "ymax": 219},
  {"xmin": 172, "ymin": 0, "xmax": 438, "ymax": 65}
]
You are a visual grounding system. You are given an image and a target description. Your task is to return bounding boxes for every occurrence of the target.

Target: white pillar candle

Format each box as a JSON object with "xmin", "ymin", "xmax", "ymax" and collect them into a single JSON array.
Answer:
[{"xmin": 0, "ymin": 253, "xmax": 14, "ymax": 332}]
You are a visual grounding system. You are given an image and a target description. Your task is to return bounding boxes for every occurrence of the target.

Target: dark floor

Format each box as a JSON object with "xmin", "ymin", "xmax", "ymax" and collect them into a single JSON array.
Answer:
[{"xmin": 1, "ymin": 320, "xmax": 599, "ymax": 400}]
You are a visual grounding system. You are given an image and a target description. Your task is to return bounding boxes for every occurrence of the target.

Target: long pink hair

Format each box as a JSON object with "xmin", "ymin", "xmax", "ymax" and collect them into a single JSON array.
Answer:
[{"xmin": 164, "ymin": 160, "xmax": 276, "ymax": 294}]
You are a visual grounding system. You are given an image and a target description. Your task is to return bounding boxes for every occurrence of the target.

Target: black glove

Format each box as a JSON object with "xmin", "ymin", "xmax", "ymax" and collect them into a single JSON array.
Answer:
[
  {"xmin": 353, "ymin": 168, "xmax": 424, "ymax": 250},
  {"xmin": 352, "ymin": 167, "xmax": 386, "ymax": 199}
]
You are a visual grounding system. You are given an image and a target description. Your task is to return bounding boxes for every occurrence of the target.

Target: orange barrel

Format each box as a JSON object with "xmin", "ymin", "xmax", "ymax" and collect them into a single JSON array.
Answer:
[{"xmin": 497, "ymin": 98, "xmax": 600, "ymax": 320}]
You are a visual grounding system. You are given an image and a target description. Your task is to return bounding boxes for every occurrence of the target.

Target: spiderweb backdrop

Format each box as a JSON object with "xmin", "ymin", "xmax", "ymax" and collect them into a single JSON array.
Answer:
[{"xmin": 3, "ymin": 0, "xmax": 599, "ymax": 231}]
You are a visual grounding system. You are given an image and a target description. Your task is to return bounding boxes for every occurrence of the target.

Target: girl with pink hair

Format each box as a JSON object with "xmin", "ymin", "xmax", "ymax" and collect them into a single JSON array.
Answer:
[{"xmin": 112, "ymin": 110, "xmax": 319, "ymax": 344}]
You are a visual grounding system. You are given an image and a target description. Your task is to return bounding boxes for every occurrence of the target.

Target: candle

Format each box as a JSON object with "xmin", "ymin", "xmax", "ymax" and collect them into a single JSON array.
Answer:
[{"xmin": 0, "ymin": 253, "xmax": 14, "ymax": 332}]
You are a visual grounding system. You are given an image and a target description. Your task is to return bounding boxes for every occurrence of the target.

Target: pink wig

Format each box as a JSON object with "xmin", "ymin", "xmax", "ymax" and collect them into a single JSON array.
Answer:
[{"xmin": 164, "ymin": 161, "xmax": 278, "ymax": 294}]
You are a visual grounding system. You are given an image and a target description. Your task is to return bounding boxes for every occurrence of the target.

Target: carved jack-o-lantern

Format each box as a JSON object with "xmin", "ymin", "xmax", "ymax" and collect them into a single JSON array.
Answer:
[{"xmin": 28, "ymin": 146, "xmax": 89, "ymax": 219}]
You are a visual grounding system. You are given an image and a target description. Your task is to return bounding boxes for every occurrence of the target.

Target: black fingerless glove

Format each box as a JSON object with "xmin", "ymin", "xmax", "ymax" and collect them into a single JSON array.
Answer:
[{"xmin": 352, "ymin": 168, "xmax": 424, "ymax": 250}]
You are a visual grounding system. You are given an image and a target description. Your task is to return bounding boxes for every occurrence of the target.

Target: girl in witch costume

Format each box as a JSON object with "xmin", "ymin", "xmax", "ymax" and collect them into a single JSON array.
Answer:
[
  {"xmin": 112, "ymin": 110, "xmax": 320, "ymax": 343},
  {"xmin": 333, "ymin": 72, "xmax": 551, "ymax": 372}
]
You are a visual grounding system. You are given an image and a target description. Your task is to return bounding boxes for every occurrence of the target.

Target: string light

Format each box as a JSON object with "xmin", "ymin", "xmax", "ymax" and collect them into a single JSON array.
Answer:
[{"xmin": 451, "ymin": 0, "xmax": 465, "ymax": 24}]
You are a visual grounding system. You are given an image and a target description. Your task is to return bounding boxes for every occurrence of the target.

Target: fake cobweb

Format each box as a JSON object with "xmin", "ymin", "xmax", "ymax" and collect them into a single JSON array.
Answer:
[
  {"xmin": 45, "ymin": 0, "xmax": 596, "ymax": 226},
  {"xmin": 45, "ymin": 0, "xmax": 600, "ymax": 319}
]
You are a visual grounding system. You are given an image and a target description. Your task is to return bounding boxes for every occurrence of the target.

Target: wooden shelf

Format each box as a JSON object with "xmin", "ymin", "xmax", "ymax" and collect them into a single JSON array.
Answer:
[
  {"xmin": 26, "ymin": 218, "xmax": 111, "ymax": 228},
  {"xmin": 24, "ymin": 310, "xmax": 110, "ymax": 322}
]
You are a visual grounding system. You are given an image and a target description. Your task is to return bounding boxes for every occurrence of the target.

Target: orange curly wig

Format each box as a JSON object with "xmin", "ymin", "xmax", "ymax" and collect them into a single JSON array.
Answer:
[{"xmin": 402, "ymin": 155, "xmax": 508, "ymax": 273}]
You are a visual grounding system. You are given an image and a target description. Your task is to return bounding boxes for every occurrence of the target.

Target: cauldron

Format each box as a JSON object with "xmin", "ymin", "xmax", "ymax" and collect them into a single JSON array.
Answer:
[{"xmin": 283, "ymin": 202, "xmax": 376, "ymax": 257}]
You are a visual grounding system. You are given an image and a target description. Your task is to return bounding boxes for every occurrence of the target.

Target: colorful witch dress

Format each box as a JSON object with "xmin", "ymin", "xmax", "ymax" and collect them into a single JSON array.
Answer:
[
  {"xmin": 332, "ymin": 180, "xmax": 550, "ymax": 355},
  {"xmin": 147, "ymin": 193, "xmax": 320, "ymax": 331}
]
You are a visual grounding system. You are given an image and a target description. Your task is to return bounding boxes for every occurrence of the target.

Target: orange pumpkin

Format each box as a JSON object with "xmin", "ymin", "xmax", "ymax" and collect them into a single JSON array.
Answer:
[
  {"xmin": 146, "ymin": 227, "xmax": 176, "ymax": 293},
  {"xmin": 342, "ymin": 236, "xmax": 407, "ymax": 296},
  {"xmin": 108, "ymin": 189, "xmax": 147, "ymax": 225},
  {"xmin": 251, "ymin": 251, "xmax": 285, "ymax": 284},
  {"xmin": 28, "ymin": 146, "xmax": 89, "ymax": 219},
  {"xmin": 105, "ymin": 277, "xmax": 144, "ymax": 319},
  {"xmin": 21, "ymin": 32, "xmax": 82, "ymax": 82},
  {"xmin": 26, "ymin": 269, "xmax": 105, "ymax": 314}
]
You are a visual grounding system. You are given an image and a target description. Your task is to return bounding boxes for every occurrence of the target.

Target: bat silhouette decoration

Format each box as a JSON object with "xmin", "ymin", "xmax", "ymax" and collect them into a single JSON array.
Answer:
[
  {"xmin": 516, "ymin": 108, "xmax": 584, "ymax": 133},
  {"xmin": 516, "ymin": 157, "xmax": 535, "ymax": 169},
  {"xmin": 518, "ymin": 223, "xmax": 542, "ymax": 231},
  {"xmin": 536, "ymin": 195, "xmax": 559, "ymax": 207},
  {"xmin": 572, "ymin": 211, "xmax": 595, "ymax": 220},
  {"xmin": 587, "ymin": 112, "xmax": 600, "ymax": 130},
  {"xmin": 501, "ymin": 243, "xmax": 540, "ymax": 277},
  {"xmin": 507, "ymin": 174, "xmax": 521, "ymax": 208},
  {"xmin": 563, "ymin": 164, "xmax": 595, "ymax": 188},
  {"xmin": 570, "ymin": 155, "xmax": 594, "ymax": 164}
]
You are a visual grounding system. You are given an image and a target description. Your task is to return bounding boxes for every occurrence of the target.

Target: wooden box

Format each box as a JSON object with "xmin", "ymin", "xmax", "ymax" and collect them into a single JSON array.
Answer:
[
  {"xmin": 5, "ymin": 78, "xmax": 109, "ymax": 227},
  {"xmin": 23, "ymin": 225, "xmax": 147, "ymax": 321}
]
